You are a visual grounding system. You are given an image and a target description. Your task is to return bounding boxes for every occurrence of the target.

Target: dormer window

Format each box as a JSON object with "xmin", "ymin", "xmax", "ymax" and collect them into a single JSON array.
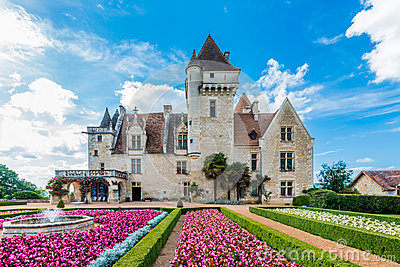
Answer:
[
  {"xmin": 249, "ymin": 130, "xmax": 257, "ymax": 140},
  {"xmin": 210, "ymin": 73, "xmax": 214, "ymax": 78},
  {"xmin": 178, "ymin": 134, "xmax": 188, "ymax": 149},
  {"xmin": 132, "ymin": 135, "xmax": 141, "ymax": 150}
]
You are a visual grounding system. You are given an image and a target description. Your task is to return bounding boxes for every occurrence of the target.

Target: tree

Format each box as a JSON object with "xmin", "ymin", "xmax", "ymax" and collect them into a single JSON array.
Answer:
[
  {"xmin": 202, "ymin": 153, "xmax": 227, "ymax": 200},
  {"xmin": 220, "ymin": 162, "xmax": 251, "ymax": 200},
  {"xmin": 0, "ymin": 164, "xmax": 40, "ymax": 196},
  {"xmin": 255, "ymin": 173, "xmax": 271, "ymax": 203},
  {"xmin": 318, "ymin": 161, "xmax": 353, "ymax": 193}
]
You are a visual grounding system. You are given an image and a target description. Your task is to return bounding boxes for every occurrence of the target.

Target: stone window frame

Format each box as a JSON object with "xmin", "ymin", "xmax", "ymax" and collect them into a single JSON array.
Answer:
[
  {"xmin": 183, "ymin": 181, "xmax": 190, "ymax": 197},
  {"xmin": 94, "ymin": 150, "xmax": 99, "ymax": 156},
  {"xmin": 280, "ymin": 126, "xmax": 293, "ymax": 142},
  {"xmin": 251, "ymin": 153, "xmax": 258, "ymax": 172},
  {"xmin": 280, "ymin": 152, "xmax": 295, "ymax": 172},
  {"xmin": 131, "ymin": 135, "xmax": 142, "ymax": 150},
  {"xmin": 210, "ymin": 72, "xmax": 214, "ymax": 78},
  {"xmin": 280, "ymin": 180, "xmax": 295, "ymax": 197},
  {"xmin": 177, "ymin": 161, "xmax": 187, "ymax": 174},
  {"xmin": 97, "ymin": 135, "xmax": 103, "ymax": 142},
  {"xmin": 177, "ymin": 133, "xmax": 188, "ymax": 149},
  {"xmin": 210, "ymin": 99, "xmax": 216, "ymax": 117},
  {"xmin": 132, "ymin": 182, "xmax": 141, "ymax": 187},
  {"xmin": 132, "ymin": 158, "xmax": 142, "ymax": 174},
  {"xmin": 100, "ymin": 162, "xmax": 105, "ymax": 171}
]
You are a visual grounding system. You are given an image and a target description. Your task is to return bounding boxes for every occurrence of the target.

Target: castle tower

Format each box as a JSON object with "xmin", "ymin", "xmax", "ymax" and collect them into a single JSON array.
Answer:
[{"xmin": 186, "ymin": 35, "xmax": 241, "ymax": 165}]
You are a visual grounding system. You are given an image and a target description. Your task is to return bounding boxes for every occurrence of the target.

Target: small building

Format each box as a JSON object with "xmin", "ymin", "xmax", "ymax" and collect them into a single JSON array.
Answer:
[{"xmin": 351, "ymin": 171, "xmax": 400, "ymax": 196}]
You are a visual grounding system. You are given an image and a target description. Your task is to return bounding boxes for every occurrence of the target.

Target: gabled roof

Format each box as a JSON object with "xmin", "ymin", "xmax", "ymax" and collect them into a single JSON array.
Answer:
[
  {"xmin": 352, "ymin": 170, "xmax": 400, "ymax": 191},
  {"xmin": 234, "ymin": 113, "xmax": 275, "ymax": 146},
  {"xmin": 100, "ymin": 108, "xmax": 111, "ymax": 127},
  {"xmin": 188, "ymin": 35, "xmax": 240, "ymax": 71},
  {"xmin": 234, "ymin": 93, "xmax": 251, "ymax": 113}
]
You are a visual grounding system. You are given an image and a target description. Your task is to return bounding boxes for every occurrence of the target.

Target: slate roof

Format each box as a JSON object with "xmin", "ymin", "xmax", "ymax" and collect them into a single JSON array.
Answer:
[
  {"xmin": 234, "ymin": 94, "xmax": 251, "ymax": 113},
  {"xmin": 234, "ymin": 113, "xmax": 275, "ymax": 146},
  {"xmin": 111, "ymin": 109, "xmax": 119, "ymax": 130},
  {"xmin": 353, "ymin": 171, "xmax": 400, "ymax": 191},
  {"xmin": 188, "ymin": 35, "xmax": 240, "ymax": 71},
  {"xmin": 100, "ymin": 108, "xmax": 111, "ymax": 127},
  {"xmin": 114, "ymin": 113, "xmax": 165, "ymax": 153}
]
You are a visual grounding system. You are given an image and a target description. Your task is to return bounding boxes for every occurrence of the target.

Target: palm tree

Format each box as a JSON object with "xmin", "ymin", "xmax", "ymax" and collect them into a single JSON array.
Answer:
[
  {"xmin": 202, "ymin": 153, "xmax": 227, "ymax": 200},
  {"xmin": 220, "ymin": 162, "xmax": 251, "ymax": 200}
]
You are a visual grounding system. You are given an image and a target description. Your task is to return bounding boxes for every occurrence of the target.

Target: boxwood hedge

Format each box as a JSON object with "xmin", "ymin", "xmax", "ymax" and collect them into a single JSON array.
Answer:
[
  {"xmin": 0, "ymin": 200, "xmax": 27, "ymax": 206},
  {"xmin": 250, "ymin": 206, "xmax": 400, "ymax": 264}
]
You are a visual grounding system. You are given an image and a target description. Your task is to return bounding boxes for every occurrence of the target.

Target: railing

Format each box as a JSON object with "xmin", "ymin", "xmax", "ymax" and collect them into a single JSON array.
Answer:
[
  {"xmin": 86, "ymin": 127, "xmax": 114, "ymax": 134},
  {"xmin": 55, "ymin": 169, "xmax": 128, "ymax": 179}
]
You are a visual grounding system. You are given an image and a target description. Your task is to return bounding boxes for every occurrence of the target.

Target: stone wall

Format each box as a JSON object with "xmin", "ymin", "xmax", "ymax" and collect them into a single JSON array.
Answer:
[
  {"xmin": 353, "ymin": 174, "xmax": 391, "ymax": 195},
  {"xmin": 261, "ymin": 99, "xmax": 314, "ymax": 203}
]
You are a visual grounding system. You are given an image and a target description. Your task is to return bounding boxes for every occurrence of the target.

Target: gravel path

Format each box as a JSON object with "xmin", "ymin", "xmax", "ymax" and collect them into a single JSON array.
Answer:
[
  {"xmin": 152, "ymin": 215, "xmax": 184, "ymax": 267},
  {"xmin": 226, "ymin": 206, "xmax": 400, "ymax": 267}
]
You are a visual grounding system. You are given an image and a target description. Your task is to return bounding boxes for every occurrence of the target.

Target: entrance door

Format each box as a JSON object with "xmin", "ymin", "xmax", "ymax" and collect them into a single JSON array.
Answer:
[{"xmin": 132, "ymin": 187, "xmax": 141, "ymax": 201}]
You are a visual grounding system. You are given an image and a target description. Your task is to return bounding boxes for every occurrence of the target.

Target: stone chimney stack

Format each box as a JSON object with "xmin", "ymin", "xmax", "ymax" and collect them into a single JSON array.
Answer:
[
  {"xmin": 163, "ymin": 104, "xmax": 172, "ymax": 115},
  {"xmin": 251, "ymin": 100, "xmax": 259, "ymax": 122}
]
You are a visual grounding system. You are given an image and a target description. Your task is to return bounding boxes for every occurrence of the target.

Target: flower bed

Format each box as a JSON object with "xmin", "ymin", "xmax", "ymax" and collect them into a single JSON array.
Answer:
[
  {"xmin": 0, "ymin": 210, "xmax": 32, "ymax": 215},
  {"xmin": 0, "ymin": 209, "xmax": 163, "ymax": 266},
  {"xmin": 171, "ymin": 209, "xmax": 300, "ymax": 266},
  {"xmin": 274, "ymin": 208, "xmax": 400, "ymax": 237}
]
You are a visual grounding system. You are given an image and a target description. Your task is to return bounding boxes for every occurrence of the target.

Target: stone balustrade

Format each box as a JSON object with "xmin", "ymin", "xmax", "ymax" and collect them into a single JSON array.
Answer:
[{"xmin": 54, "ymin": 169, "xmax": 128, "ymax": 179}]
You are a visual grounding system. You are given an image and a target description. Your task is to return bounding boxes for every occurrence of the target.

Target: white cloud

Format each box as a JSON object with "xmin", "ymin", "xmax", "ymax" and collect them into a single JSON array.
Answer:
[
  {"xmin": 0, "ymin": 3, "xmax": 51, "ymax": 62},
  {"xmin": 0, "ymin": 77, "xmax": 87, "ymax": 188},
  {"xmin": 356, "ymin": 157, "xmax": 374, "ymax": 163},
  {"xmin": 350, "ymin": 166, "xmax": 375, "ymax": 173},
  {"xmin": 1, "ymin": 78, "xmax": 77, "ymax": 124},
  {"xmin": 243, "ymin": 58, "xmax": 320, "ymax": 118},
  {"xmin": 346, "ymin": 0, "xmax": 400, "ymax": 83},
  {"xmin": 315, "ymin": 149, "xmax": 343, "ymax": 156},
  {"xmin": 314, "ymin": 34, "xmax": 344, "ymax": 45},
  {"xmin": 115, "ymin": 80, "xmax": 186, "ymax": 113}
]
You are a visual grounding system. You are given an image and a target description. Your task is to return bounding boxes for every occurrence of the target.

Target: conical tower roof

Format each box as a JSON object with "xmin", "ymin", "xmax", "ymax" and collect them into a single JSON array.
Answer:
[{"xmin": 100, "ymin": 107, "xmax": 112, "ymax": 127}]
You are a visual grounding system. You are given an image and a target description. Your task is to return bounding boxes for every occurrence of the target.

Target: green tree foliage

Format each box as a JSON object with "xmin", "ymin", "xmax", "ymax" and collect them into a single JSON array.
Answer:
[
  {"xmin": 0, "ymin": 164, "xmax": 40, "ymax": 196},
  {"xmin": 12, "ymin": 191, "xmax": 44, "ymax": 199},
  {"xmin": 318, "ymin": 161, "xmax": 353, "ymax": 193},
  {"xmin": 202, "ymin": 153, "xmax": 227, "ymax": 200},
  {"xmin": 220, "ymin": 162, "xmax": 251, "ymax": 190},
  {"xmin": 57, "ymin": 199, "xmax": 65, "ymax": 209}
]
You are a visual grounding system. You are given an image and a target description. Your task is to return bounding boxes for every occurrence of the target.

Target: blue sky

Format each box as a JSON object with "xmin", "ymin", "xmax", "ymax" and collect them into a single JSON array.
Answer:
[{"xmin": 0, "ymin": 0, "xmax": 399, "ymax": 188}]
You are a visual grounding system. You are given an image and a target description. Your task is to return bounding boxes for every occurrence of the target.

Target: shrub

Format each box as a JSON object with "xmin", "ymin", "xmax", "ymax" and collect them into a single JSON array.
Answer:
[
  {"xmin": 313, "ymin": 190, "xmax": 339, "ymax": 209},
  {"xmin": 292, "ymin": 195, "xmax": 311, "ymax": 206},
  {"xmin": 4, "ymin": 195, "xmax": 11, "ymax": 200},
  {"xmin": 0, "ymin": 200, "xmax": 27, "ymax": 206},
  {"xmin": 57, "ymin": 199, "xmax": 65, "ymax": 209},
  {"xmin": 251, "ymin": 207, "xmax": 400, "ymax": 264},
  {"xmin": 338, "ymin": 187, "xmax": 360, "ymax": 194},
  {"xmin": 12, "ymin": 191, "xmax": 44, "ymax": 200},
  {"xmin": 176, "ymin": 199, "xmax": 183, "ymax": 208}
]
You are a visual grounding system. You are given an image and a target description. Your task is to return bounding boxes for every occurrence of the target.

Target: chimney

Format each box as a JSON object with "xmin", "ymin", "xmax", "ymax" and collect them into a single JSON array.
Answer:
[
  {"xmin": 163, "ymin": 104, "xmax": 172, "ymax": 115},
  {"xmin": 224, "ymin": 51, "xmax": 230, "ymax": 62},
  {"xmin": 251, "ymin": 100, "xmax": 259, "ymax": 122}
]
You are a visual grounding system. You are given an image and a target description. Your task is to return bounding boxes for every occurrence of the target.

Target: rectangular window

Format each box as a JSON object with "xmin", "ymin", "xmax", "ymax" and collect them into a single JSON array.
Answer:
[
  {"xmin": 132, "ymin": 182, "xmax": 141, "ymax": 187},
  {"xmin": 251, "ymin": 153, "xmax": 257, "ymax": 171},
  {"xmin": 132, "ymin": 159, "xmax": 141, "ymax": 174},
  {"xmin": 97, "ymin": 135, "xmax": 102, "ymax": 142},
  {"xmin": 178, "ymin": 134, "xmax": 188, "ymax": 149},
  {"xmin": 210, "ymin": 73, "xmax": 214, "ymax": 78},
  {"xmin": 94, "ymin": 150, "xmax": 98, "ymax": 156},
  {"xmin": 132, "ymin": 135, "xmax": 141, "ymax": 150},
  {"xmin": 100, "ymin": 163, "xmax": 105, "ymax": 171},
  {"xmin": 210, "ymin": 100, "xmax": 216, "ymax": 117},
  {"xmin": 177, "ymin": 161, "xmax": 187, "ymax": 174},
  {"xmin": 280, "ymin": 127, "xmax": 293, "ymax": 141},
  {"xmin": 280, "ymin": 152, "xmax": 294, "ymax": 171},
  {"xmin": 183, "ymin": 182, "xmax": 190, "ymax": 197},
  {"xmin": 280, "ymin": 181, "xmax": 294, "ymax": 197}
]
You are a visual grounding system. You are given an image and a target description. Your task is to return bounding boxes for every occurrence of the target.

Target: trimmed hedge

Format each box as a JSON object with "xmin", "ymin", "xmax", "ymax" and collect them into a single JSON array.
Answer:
[
  {"xmin": 200, "ymin": 200, "xmax": 242, "ymax": 205},
  {"xmin": 0, "ymin": 209, "xmax": 40, "ymax": 219},
  {"xmin": 113, "ymin": 208, "xmax": 181, "ymax": 267},
  {"xmin": 313, "ymin": 192, "xmax": 400, "ymax": 214},
  {"xmin": 293, "ymin": 195, "xmax": 311, "ymax": 206},
  {"xmin": 250, "ymin": 207, "xmax": 400, "ymax": 264},
  {"xmin": 0, "ymin": 200, "xmax": 27, "ymax": 206},
  {"xmin": 11, "ymin": 191, "xmax": 44, "ymax": 200},
  {"xmin": 222, "ymin": 207, "xmax": 356, "ymax": 266}
]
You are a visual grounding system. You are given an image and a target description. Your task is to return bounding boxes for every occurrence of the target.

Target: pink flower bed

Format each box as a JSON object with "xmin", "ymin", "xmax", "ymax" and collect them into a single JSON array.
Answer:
[
  {"xmin": 171, "ymin": 209, "xmax": 300, "ymax": 267},
  {"xmin": 0, "ymin": 209, "xmax": 162, "ymax": 266},
  {"xmin": 0, "ymin": 210, "xmax": 32, "ymax": 215}
]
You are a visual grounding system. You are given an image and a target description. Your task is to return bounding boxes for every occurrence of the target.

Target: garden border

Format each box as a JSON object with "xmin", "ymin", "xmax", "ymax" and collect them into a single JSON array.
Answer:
[
  {"xmin": 0, "ymin": 201, "xmax": 27, "ymax": 206},
  {"xmin": 250, "ymin": 206, "xmax": 400, "ymax": 264}
]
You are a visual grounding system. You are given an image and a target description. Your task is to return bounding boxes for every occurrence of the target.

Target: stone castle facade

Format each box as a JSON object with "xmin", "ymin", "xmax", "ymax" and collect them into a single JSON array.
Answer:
[{"xmin": 54, "ymin": 35, "xmax": 314, "ymax": 204}]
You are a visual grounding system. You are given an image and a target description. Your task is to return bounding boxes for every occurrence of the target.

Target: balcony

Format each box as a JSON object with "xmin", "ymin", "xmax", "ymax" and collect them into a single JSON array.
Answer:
[{"xmin": 55, "ymin": 169, "xmax": 128, "ymax": 179}]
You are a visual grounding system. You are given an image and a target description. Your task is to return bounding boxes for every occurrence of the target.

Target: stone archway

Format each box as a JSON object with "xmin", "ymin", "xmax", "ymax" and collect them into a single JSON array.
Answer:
[{"xmin": 68, "ymin": 181, "xmax": 82, "ymax": 202}]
